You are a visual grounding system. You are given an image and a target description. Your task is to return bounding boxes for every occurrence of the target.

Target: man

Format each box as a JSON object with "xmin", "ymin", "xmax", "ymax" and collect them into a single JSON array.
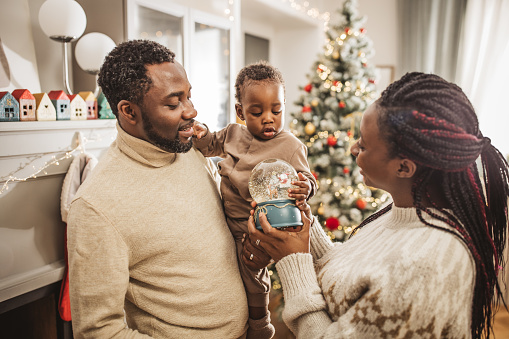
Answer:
[{"xmin": 67, "ymin": 40, "xmax": 248, "ymax": 338}]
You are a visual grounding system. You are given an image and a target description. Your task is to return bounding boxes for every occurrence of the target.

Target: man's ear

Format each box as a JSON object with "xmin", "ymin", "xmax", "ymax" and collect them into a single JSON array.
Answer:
[
  {"xmin": 235, "ymin": 104, "xmax": 244, "ymax": 121},
  {"xmin": 396, "ymin": 158, "xmax": 417, "ymax": 178},
  {"xmin": 117, "ymin": 100, "xmax": 138, "ymax": 126}
]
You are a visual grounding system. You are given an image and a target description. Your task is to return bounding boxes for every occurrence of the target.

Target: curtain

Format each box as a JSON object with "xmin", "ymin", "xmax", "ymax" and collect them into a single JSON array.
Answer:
[
  {"xmin": 397, "ymin": 0, "xmax": 467, "ymax": 82},
  {"xmin": 455, "ymin": 0, "xmax": 509, "ymax": 157}
]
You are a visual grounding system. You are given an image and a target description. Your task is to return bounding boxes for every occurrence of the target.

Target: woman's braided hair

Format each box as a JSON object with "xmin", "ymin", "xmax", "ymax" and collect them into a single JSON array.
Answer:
[{"xmin": 354, "ymin": 72, "xmax": 509, "ymax": 338}]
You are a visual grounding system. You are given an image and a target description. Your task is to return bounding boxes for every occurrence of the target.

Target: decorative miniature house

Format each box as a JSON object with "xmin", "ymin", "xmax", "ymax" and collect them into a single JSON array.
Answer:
[
  {"xmin": 78, "ymin": 91, "xmax": 98, "ymax": 120},
  {"xmin": 68, "ymin": 94, "xmax": 87, "ymax": 120},
  {"xmin": 0, "ymin": 91, "xmax": 20, "ymax": 122},
  {"xmin": 97, "ymin": 92, "xmax": 115, "ymax": 119},
  {"xmin": 33, "ymin": 93, "xmax": 57, "ymax": 121},
  {"xmin": 48, "ymin": 90, "xmax": 71, "ymax": 120},
  {"xmin": 12, "ymin": 89, "xmax": 36, "ymax": 121}
]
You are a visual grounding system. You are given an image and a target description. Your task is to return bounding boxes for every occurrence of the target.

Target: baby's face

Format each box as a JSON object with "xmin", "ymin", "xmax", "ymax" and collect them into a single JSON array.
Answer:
[{"xmin": 236, "ymin": 81, "xmax": 285, "ymax": 140}]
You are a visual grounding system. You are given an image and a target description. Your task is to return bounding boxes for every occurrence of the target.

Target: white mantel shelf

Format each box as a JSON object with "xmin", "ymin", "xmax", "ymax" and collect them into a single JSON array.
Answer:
[
  {"xmin": 0, "ymin": 119, "xmax": 116, "ymax": 132},
  {"xmin": 0, "ymin": 261, "xmax": 65, "ymax": 303}
]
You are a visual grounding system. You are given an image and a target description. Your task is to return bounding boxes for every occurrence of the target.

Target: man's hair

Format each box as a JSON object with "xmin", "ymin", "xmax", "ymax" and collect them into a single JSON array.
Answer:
[
  {"xmin": 98, "ymin": 39, "xmax": 176, "ymax": 117},
  {"xmin": 353, "ymin": 72, "xmax": 509, "ymax": 339},
  {"xmin": 234, "ymin": 60, "xmax": 285, "ymax": 104}
]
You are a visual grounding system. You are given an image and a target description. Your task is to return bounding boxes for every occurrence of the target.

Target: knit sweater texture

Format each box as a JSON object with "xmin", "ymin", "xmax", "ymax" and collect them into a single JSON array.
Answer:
[
  {"xmin": 275, "ymin": 206, "xmax": 475, "ymax": 338},
  {"xmin": 67, "ymin": 124, "xmax": 248, "ymax": 338}
]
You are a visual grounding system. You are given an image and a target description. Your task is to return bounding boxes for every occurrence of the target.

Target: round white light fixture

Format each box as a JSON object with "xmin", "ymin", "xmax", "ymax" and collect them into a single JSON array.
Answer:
[
  {"xmin": 38, "ymin": 0, "xmax": 87, "ymax": 42},
  {"xmin": 75, "ymin": 32, "xmax": 116, "ymax": 74}
]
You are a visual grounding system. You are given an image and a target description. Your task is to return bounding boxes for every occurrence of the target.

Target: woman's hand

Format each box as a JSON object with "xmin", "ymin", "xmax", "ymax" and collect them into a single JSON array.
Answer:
[
  {"xmin": 246, "ymin": 203, "xmax": 311, "ymax": 263},
  {"xmin": 241, "ymin": 233, "xmax": 273, "ymax": 270}
]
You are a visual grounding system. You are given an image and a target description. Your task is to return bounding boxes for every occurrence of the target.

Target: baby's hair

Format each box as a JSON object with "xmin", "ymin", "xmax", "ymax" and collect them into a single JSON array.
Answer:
[
  {"xmin": 98, "ymin": 39, "xmax": 175, "ymax": 117},
  {"xmin": 352, "ymin": 72, "xmax": 509, "ymax": 339},
  {"xmin": 234, "ymin": 60, "xmax": 285, "ymax": 104}
]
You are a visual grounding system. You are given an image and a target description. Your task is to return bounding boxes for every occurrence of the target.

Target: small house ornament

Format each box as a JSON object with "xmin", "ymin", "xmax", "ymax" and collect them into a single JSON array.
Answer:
[
  {"xmin": 0, "ymin": 91, "xmax": 20, "ymax": 122},
  {"xmin": 78, "ymin": 91, "xmax": 98, "ymax": 120},
  {"xmin": 12, "ymin": 89, "xmax": 36, "ymax": 121},
  {"xmin": 33, "ymin": 93, "xmax": 57, "ymax": 121},
  {"xmin": 97, "ymin": 92, "xmax": 115, "ymax": 119},
  {"xmin": 48, "ymin": 90, "xmax": 71, "ymax": 120},
  {"xmin": 68, "ymin": 94, "xmax": 87, "ymax": 120}
]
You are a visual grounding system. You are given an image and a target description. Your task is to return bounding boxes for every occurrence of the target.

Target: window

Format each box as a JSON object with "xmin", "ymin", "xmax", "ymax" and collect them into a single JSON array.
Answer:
[{"xmin": 126, "ymin": 0, "xmax": 234, "ymax": 132}]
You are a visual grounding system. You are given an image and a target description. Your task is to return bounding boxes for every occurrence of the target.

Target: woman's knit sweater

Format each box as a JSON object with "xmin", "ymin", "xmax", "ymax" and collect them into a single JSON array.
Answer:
[{"xmin": 275, "ymin": 206, "xmax": 475, "ymax": 338}]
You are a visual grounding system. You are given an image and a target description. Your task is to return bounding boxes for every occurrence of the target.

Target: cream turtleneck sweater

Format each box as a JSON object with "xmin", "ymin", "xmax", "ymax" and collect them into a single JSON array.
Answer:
[
  {"xmin": 276, "ymin": 206, "xmax": 475, "ymax": 338},
  {"xmin": 67, "ymin": 124, "xmax": 248, "ymax": 338}
]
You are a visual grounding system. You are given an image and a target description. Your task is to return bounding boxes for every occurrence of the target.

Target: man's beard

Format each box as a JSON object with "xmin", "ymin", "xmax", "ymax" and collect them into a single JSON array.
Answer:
[{"xmin": 141, "ymin": 109, "xmax": 193, "ymax": 154}]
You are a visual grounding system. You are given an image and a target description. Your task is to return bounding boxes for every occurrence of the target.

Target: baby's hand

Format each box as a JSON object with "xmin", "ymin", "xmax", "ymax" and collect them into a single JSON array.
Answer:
[
  {"xmin": 288, "ymin": 172, "xmax": 311, "ymax": 200},
  {"xmin": 193, "ymin": 121, "xmax": 208, "ymax": 139},
  {"xmin": 289, "ymin": 172, "xmax": 312, "ymax": 219}
]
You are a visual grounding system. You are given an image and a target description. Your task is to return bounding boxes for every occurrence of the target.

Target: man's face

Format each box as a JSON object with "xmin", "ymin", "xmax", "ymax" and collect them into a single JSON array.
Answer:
[{"xmin": 138, "ymin": 62, "xmax": 197, "ymax": 153}]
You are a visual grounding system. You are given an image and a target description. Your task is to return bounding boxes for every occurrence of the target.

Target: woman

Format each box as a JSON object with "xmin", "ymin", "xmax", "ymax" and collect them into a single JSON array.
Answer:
[{"xmin": 244, "ymin": 72, "xmax": 509, "ymax": 338}]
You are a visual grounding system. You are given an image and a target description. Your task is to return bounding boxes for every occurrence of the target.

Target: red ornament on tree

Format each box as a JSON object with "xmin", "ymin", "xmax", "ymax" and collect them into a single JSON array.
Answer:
[
  {"xmin": 369, "ymin": 79, "xmax": 376, "ymax": 84},
  {"xmin": 302, "ymin": 106, "xmax": 312, "ymax": 113},
  {"xmin": 333, "ymin": 80, "xmax": 340, "ymax": 87},
  {"xmin": 345, "ymin": 27, "xmax": 351, "ymax": 34},
  {"xmin": 325, "ymin": 217, "xmax": 340, "ymax": 230},
  {"xmin": 312, "ymin": 171, "xmax": 318, "ymax": 180},
  {"xmin": 356, "ymin": 198, "xmax": 367, "ymax": 210},
  {"xmin": 360, "ymin": 28, "xmax": 366, "ymax": 33},
  {"xmin": 304, "ymin": 83, "xmax": 312, "ymax": 92},
  {"xmin": 347, "ymin": 130, "xmax": 353, "ymax": 137},
  {"xmin": 339, "ymin": 101, "xmax": 346, "ymax": 108},
  {"xmin": 327, "ymin": 135, "xmax": 337, "ymax": 147},
  {"xmin": 343, "ymin": 167, "xmax": 350, "ymax": 174}
]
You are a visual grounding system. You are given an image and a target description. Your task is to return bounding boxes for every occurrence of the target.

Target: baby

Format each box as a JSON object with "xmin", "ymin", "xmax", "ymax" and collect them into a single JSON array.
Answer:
[{"xmin": 193, "ymin": 61, "xmax": 317, "ymax": 339}]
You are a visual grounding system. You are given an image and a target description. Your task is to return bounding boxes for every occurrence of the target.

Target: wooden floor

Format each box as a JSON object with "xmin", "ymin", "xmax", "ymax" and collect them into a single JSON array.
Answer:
[{"xmin": 493, "ymin": 308, "xmax": 509, "ymax": 339}]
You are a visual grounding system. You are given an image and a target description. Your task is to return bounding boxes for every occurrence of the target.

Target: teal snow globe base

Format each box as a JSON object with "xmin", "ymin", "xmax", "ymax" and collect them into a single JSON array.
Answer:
[
  {"xmin": 249, "ymin": 159, "xmax": 302, "ymax": 231},
  {"xmin": 254, "ymin": 199, "xmax": 303, "ymax": 230}
]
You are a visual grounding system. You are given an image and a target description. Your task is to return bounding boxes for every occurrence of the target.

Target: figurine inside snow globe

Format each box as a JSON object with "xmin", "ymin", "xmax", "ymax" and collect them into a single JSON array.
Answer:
[{"xmin": 249, "ymin": 158, "xmax": 303, "ymax": 230}]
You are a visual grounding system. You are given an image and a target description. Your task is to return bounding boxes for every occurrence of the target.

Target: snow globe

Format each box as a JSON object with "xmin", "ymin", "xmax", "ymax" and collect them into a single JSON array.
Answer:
[{"xmin": 249, "ymin": 158, "xmax": 303, "ymax": 230}]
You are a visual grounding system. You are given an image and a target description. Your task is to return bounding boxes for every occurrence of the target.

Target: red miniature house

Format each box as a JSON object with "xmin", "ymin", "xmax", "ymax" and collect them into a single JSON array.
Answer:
[
  {"xmin": 78, "ymin": 91, "xmax": 98, "ymax": 120},
  {"xmin": 12, "ymin": 89, "xmax": 36, "ymax": 121}
]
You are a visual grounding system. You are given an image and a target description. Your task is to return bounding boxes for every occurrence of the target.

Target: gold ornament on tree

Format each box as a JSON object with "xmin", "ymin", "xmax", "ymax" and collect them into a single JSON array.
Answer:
[{"xmin": 305, "ymin": 122, "xmax": 316, "ymax": 135}]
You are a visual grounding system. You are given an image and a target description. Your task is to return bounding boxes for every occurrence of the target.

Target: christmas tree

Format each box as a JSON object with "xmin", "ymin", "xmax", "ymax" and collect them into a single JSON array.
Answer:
[
  {"xmin": 289, "ymin": 0, "xmax": 390, "ymax": 241},
  {"xmin": 269, "ymin": 0, "xmax": 390, "ymax": 311}
]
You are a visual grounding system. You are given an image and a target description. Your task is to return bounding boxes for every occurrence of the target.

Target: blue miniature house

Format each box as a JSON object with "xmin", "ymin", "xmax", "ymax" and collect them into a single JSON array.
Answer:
[
  {"xmin": 97, "ymin": 92, "xmax": 115, "ymax": 119},
  {"xmin": 48, "ymin": 90, "xmax": 71, "ymax": 120},
  {"xmin": 0, "ymin": 91, "xmax": 20, "ymax": 122}
]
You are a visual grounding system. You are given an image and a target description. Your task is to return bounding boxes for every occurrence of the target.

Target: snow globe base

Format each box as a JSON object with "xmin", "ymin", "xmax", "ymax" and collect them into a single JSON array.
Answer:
[{"xmin": 254, "ymin": 199, "xmax": 303, "ymax": 230}]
